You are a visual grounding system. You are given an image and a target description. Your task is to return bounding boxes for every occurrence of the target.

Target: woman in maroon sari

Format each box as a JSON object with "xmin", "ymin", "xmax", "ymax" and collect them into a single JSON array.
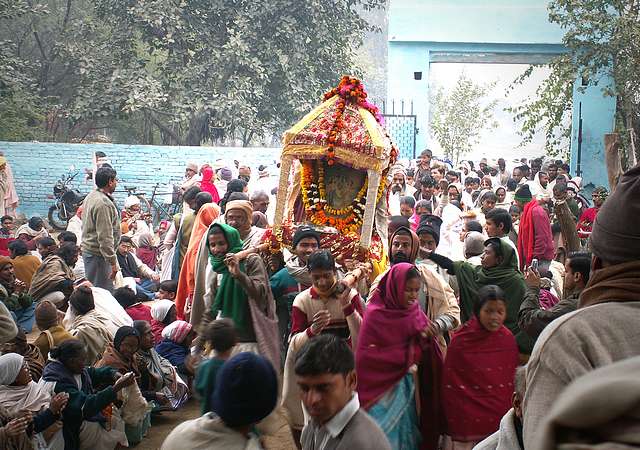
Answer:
[
  {"xmin": 442, "ymin": 285, "xmax": 518, "ymax": 450},
  {"xmin": 356, "ymin": 263, "xmax": 443, "ymax": 450}
]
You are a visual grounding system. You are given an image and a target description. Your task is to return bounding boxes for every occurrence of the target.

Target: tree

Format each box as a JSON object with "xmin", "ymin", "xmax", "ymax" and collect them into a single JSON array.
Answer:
[
  {"xmin": 510, "ymin": 0, "xmax": 640, "ymax": 163},
  {"xmin": 430, "ymin": 72, "xmax": 498, "ymax": 164},
  {"xmin": 0, "ymin": 0, "xmax": 386, "ymax": 145}
]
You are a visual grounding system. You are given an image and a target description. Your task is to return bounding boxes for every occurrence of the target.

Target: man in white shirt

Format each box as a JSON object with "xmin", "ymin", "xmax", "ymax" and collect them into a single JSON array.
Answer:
[{"xmin": 295, "ymin": 335, "xmax": 391, "ymax": 450}]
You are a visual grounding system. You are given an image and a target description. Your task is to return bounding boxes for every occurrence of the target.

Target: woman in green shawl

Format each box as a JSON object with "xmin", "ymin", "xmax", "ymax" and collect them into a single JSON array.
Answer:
[
  {"xmin": 427, "ymin": 238, "xmax": 526, "ymax": 335},
  {"xmin": 196, "ymin": 223, "xmax": 280, "ymax": 368}
]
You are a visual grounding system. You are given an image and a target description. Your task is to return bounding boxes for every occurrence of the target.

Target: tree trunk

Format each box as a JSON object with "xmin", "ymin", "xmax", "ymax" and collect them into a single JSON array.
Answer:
[
  {"xmin": 185, "ymin": 112, "xmax": 208, "ymax": 146},
  {"xmin": 604, "ymin": 133, "xmax": 623, "ymax": 191},
  {"xmin": 554, "ymin": 200, "xmax": 581, "ymax": 254}
]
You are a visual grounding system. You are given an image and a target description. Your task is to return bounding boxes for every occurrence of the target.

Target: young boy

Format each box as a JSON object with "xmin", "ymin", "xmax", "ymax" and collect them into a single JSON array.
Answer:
[
  {"xmin": 157, "ymin": 279, "xmax": 177, "ymax": 300},
  {"xmin": 194, "ymin": 319, "xmax": 237, "ymax": 414},
  {"xmin": 485, "ymin": 208, "xmax": 520, "ymax": 268}
]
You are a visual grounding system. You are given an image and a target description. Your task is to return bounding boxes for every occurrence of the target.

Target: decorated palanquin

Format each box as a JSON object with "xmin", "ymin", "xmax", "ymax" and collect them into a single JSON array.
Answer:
[{"xmin": 266, "ymin": 76, "xmax": 398, "ymax": 266}]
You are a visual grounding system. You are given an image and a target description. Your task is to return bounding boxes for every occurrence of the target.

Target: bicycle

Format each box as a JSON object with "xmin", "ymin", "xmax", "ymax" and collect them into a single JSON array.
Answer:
[{"xmin": 118, "ymin": 183, "xmax": 181, "ymax": 227}]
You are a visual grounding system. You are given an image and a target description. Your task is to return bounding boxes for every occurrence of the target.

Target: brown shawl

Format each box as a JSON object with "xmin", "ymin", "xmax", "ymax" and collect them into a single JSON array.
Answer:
[
  {"xmin": 579, "ymin": 260, "xmax": 640, "ymax": 308},
  {"xmin": 95, "ymin": 344, "xmax": 140, "ymax": 377},
  {"xmin": 28, "ymin": 255, "xmax": 75, "ymax": 300},
  {"xmin": 0, "ymin": 406, "xmax": 32, "ymax": 450}
]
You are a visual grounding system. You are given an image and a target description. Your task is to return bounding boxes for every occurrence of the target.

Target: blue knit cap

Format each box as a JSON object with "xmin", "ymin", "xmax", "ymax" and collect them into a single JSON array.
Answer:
[{"xmin": 211, "ymin": 352, "xmax": 278, "ymax": 427}]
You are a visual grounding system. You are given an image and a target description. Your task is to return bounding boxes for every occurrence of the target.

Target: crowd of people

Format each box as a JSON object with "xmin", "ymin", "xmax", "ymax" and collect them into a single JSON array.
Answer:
[{"xmin": 0, "ymin": 146, "xmax": 638, "ymax": 450}]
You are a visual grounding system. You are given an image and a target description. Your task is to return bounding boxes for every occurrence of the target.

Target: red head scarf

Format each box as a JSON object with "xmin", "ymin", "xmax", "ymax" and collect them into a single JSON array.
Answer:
[{"xmin": 356, "ymin": 262, "xmax": 430, "ymax": 409}]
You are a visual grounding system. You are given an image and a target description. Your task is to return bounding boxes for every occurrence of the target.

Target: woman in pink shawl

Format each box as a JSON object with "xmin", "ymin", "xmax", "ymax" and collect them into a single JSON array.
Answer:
[
  {"xmin": 199, "ymin": 165, "xmax": 221, "ymax": 204},
  {"xmin": 356, "ymin": 263, "xmax": 443, "ymax": 450}
]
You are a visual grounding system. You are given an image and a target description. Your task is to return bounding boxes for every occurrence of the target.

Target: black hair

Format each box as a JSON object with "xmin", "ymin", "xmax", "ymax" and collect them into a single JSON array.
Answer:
[
  {"xmin": 50, "ymin": 339, "xmax": 86, "ymax": 365},
  {"xmin": 481, "ymin": 191, "xmax": 498, "ymax": 203},
  {"xmin": 307, "ymin": 249, "xmax": 335, "ymax": 272},
  {"xmin": 56, "ymin": 243, "xmax": 79, "ymax": 266},
  {"xmin": 159, "ymin": 279, "xmax": 178, "ymax": 294},
  {"xmin": 553, "ymin": 183, "xmax": 568, "ymax": 195},
  {"xmin": 484, "ymin": 237, "xmax": 503, "ymax": 259},
  {"xmin": 414, "ymin": 200, "xmax": 432, "ymax": 214},
  {"xmin": 548, "ymin": 162, "xmax": 558, "ymax": 169},
  {"xmin": 419, "ymin": 176, "xmax": 436, "ymax": 188},
  {"xmin": 38, "ymin": 237, "xmax": 56, "ymax": 248},
  {"xmin": 132, "ymin": 320, "xmax": 151, "ymax": 335},
  {"xmin": 0, "ymin": 215, "xmax": 13, "ymax": 223},
  {"xmin": 69, "ymin": 285, "xmax": 95, "ymax": 315},
  {"xmin": 29, "ymin": 216, "xmax": 44, "ymax": 230},
  {"xmin": 113, "ymin": 287, "xmax": 137, "ymax": 308},
  {"xmin": 95, "ymin": 151, "xmax": 107, "ymax": 158},
  {"xmin": 227, "ymin": 192, "xmax": 249, "ymax": 202},
  {"xmin": 57, "ymin": 231, "xmax": 78, "ymax": 244},
  {"xmin": 294, "ymin": 334, "xmax": 354, "ymax": 377},
  {"xmin": 474, "ymin": 285, "xmax": 507, "ymax": 317},
  {"xmin": 119, "ymin": 235, "xmax": 133, "ymax": 245},
  {"xmin": 183, "ymin": 186, "xmax": 202, "ymax": 204},
  {"xmin": 485, "ymin": 208, "xmax": 513, "ymax": 234},
  {"xmin": 561, "ymin": 163, "xmax": 570, "ymax": 172},
  {"xmin": 195, "ymin": 192, "xmax": 213, "ymax": 211},
  {"xmin": 464, "ymin": 178, "xmax": 474, "ymax": 186},
  {"xmin": 220, "ymin": 179, "xmax": 248, "ymax": 212},
  {"xmin": 509, "ymin": 205, "xmax": 521, "ymax": 214},
  {"xmin": 420, "ymin": 149, "xmax": 432, "ymax": 157},
  {"xmin": 465, "ymin": 220, "xmax": 483, "ymax": 233},
  {"xmin": 400, "ymin": 196, "xmax": 416, "ymax": 208},
  {"xmin": 446, "ymin": 170, "xmax": 459, "ymax": 178},
  {"xmin": 8, "ymin": 239, "xmax": 28, "ymax": 256},
  {"xmin": 406, "ymin": 266, "xmax": 420, "ymax": 281},
  {"xmin": 95, "ymin": 166, "xmax": 117, "ymax": 189},
  {"xmin": 406, "ymin": 168, "xmax": 415, "ymax": 178},
  {"xmin": 567, "ymin": 252, "xmax": 592, "ymax": 284},
  {"xmin": 202, "ymin": 318, "xmax": 237, "ymax": 353}
]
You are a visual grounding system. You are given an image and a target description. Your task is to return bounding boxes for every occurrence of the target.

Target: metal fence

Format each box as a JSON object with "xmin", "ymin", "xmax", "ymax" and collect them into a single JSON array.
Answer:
[{"xmin": 376, "ymin": 99, "xmax": 418, "ymax": 159}]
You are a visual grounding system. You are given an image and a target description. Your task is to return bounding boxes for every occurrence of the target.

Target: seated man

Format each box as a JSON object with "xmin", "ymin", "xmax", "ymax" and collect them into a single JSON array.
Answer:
[
  {"xmin": 28, "ymin": 243, "xmax": 77, "ymax": 304},
  {"xmin": 162, "ymin": 352, "xmax": 277, "ymax": 450},
  {"xmin": 36, "ymin": 237, "xmax": 58, "ymax": 261},
  {"xmin": 116, "ymin": 236, "xmax": 160, "ymax": 300},
  {"xmin": 295, "ymin": 334, "xmax": 391, "ymax": 450},
  {"xmin": 58, "ymin": 230, "xmax": 85, "ymax": 278},
  {"xmin": 8, "ymin": 239, "xmax": 40, "ymax": 288},
  {"xmin": 0, "ymin": 257, "xmax": 35, "ymax": 332},
  {"xmin": 15, "ymin": 216, "xmax": 49, "ymax": 251},
  {"xmin": 113, "ymin": 286, "xmax": 152, "ymax": 322},
  {"xmin": 0, "ymin": 214, "xmax": 14, "ymax": 256}
]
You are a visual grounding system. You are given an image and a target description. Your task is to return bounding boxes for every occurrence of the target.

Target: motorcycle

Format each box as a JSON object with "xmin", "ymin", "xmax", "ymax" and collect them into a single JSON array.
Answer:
[{"xmin": 47, "ymin": 171, "xmax": 86, "ymax": 230}]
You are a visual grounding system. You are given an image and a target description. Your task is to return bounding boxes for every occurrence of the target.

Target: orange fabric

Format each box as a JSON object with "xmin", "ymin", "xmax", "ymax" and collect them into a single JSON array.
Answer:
[{"xmin": 175, "ymin": 203, "xmax": 220, "ymax": 318}]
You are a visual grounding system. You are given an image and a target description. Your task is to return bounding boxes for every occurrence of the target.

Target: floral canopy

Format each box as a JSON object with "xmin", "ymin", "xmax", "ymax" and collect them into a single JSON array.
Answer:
[{"xmin": 282, "ymin": 76, "xmax": 395, "ymax": 172}]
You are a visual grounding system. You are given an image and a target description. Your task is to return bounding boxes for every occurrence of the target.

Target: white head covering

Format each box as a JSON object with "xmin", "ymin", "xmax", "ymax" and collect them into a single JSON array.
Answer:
[
  {"xmin": 151, "ymin": 299, "xmax": 175, "ymax": 321},
  {"xmin": 0, "ymin": 353, "xmax": 24, "ymax": 385},
  {"xmin": 124, "ymin": 196, "xmax": 141, "ymax": 209}
]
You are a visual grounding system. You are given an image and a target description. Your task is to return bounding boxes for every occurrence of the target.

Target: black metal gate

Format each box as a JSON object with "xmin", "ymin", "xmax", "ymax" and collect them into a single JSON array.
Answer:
[{"xmin": 379, "ymin": 99, "xmax": 418, "ymax": 160}]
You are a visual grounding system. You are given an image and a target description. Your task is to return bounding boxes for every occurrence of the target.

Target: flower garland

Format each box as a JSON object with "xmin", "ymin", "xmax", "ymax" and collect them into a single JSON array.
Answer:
[
  {"xmin": 322, "ymin": 76, "xmax": 383, "ymax": 165},
  {"xmin": 301, "ymin": 160, "xmax": 387, "ymax": 234}
]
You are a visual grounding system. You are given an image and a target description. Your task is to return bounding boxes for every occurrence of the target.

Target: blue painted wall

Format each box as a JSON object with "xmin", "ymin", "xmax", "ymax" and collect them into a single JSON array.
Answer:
[
  {"xmin": 387, "ymin": 0, "xmax": 615, "ymax": 188},
  {"xmin": 0, "ymin": 142, "xmax": 281, "ymax": 218}
]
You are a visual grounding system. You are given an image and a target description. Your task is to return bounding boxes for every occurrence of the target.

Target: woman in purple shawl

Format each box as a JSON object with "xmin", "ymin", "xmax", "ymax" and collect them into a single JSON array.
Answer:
[{"xmin": 356, "ymin": 263, "xmax": 443, "ymax": 450}]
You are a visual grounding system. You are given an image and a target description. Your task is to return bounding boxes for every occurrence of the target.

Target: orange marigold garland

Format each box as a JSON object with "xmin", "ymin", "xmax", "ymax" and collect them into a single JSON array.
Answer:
[
  {"xmin": 301, "ymin": 159, "xmax": 387, "ymax": 234},
  {"xmin": 322, "ymin": 76, "xmax": 384, "ymax": 165}
]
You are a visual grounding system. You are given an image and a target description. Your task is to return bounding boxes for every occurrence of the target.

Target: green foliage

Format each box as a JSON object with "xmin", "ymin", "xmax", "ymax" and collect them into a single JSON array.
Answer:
[
  {"xmin": 512, "ymin": 0, "xmax": 640, "ymax": 161},
  {"xmin": 430, "ymin": 72, "xmax": 498, "ymax": 164},
  {"xmin": 0, "ymin": 0, "xmax": 385, "ymax": 145}
]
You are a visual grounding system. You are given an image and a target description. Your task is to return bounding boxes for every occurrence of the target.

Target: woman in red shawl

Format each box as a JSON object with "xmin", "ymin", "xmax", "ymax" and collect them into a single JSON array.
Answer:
[
  {"xmin": 442, "ymin": 285, "xmax": 518, "ymax": 450},
  {"xmin": 199, "ymin": 166, "xmax": 221, "ymax": 204},
  {"xmin": 356, "ymin": 263, "xmax": 443, "ymax": 450}
]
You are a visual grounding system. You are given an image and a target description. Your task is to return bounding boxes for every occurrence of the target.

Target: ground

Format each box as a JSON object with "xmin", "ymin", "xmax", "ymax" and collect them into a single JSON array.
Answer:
[{"xmin": 136, "ymin": 399, "xmax": 296, "ymax": 449}]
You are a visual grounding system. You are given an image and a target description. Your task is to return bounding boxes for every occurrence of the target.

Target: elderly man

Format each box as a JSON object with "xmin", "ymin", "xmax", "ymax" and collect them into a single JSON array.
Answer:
[
  {"xmin": 369, "ymin": 226, "xmax": 459, "ymax": 353},
  {"xmin": 116, "ymin": 236, "xmax": 159, "ymax": 300},
  {"xmin": 223, "ymin": 199, "xmax": 265, "ymax": 250},
  {"xmin": 388, "ymin": 165, "xmax": 417, "ymax": 216},
  {"xmin": 523, "ymin": 163, "xmax": 640, "ymax": 449},
  {"xmin": 181, "ymin": 162, "xmax": 200, "ymax": 193}
]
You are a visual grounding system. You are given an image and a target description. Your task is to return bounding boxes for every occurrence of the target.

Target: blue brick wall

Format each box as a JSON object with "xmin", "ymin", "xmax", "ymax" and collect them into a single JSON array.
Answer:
[{"xmin": 0, "ymin": 142, "xmax": 281, "ymax": 218}]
